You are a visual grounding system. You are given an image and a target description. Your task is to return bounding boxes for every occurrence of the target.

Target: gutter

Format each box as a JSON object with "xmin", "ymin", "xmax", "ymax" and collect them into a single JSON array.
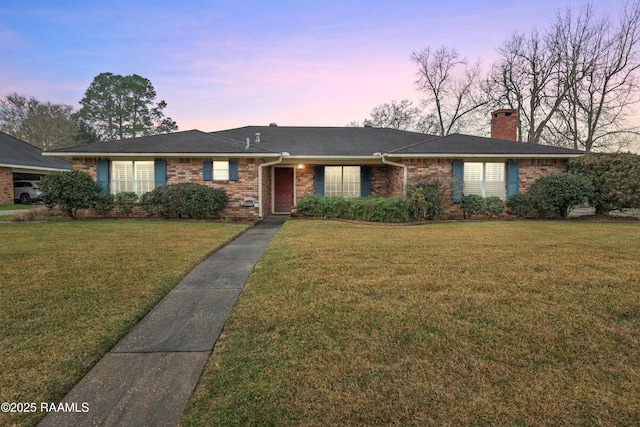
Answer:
[
  {"xmin": 0, "ymin": 163, "xmax": 71, "ymax": 172},
  {"xmin": 258, "ymin": 154, "xmax": 285, "ymax": 218},
  {"xmin": 378, "ymin": 154, "xmax": 408, "ymax": 196}
]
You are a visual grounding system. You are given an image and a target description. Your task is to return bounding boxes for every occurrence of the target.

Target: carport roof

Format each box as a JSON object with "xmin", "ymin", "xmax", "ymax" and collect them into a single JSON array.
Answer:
[{"xmin": 0, "ymin": 132, "xmax": 71, "ymax": 171}]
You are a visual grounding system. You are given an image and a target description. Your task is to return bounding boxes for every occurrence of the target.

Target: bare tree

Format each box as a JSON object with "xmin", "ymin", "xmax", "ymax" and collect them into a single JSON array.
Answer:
[
  {"xmin": 363, "ymin": 99, "xmax": 421, "ymax": 130},
  {"xmin": 491, "ymin": 29, "xmax": 569, "ymax": 143},
  {"xmin": 492, "ymin": 2, "xmax": 640, "ymax": 151},
  {"xmin": 0, "ymin": 93, "xmax": 77, "ymax": 150},
  {"xmin": 411, "ymin": 46, "xmax": 490, "ymax": 136},
  {"xmin": 558, "ymin": 1, "xmax": 640, "ymax": 151}
]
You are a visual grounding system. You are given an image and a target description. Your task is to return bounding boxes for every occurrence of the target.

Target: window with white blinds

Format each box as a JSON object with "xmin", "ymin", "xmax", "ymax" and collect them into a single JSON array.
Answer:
[
  {"xmin": 324, "ymin": 166, "xmax": 361, "ymax": 197},
  {"xmin": 111, "ymin": 161, "xmax": 155, "ymax": 196},
  {"xmin": 463, "ymin": 162, "xmax": 505, "ymax": 199}
]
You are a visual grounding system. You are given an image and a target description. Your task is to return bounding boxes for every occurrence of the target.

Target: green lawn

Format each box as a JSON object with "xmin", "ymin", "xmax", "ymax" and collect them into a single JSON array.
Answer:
[
  {"xmin": 0, "ymin": 221, "xmax": 249, "ymax": 427},
  {"xmin": 181, "ymin": 220, "xmax": 640, "ymax": 426},
  {"xmin": 0, "ymin": 204, "xmax": 33, "ymax": 211}
]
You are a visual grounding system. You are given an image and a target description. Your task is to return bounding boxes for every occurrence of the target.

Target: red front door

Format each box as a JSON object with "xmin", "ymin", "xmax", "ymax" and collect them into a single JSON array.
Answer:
[{"xmin": 274, "ymin": 168, "xmax": 294, "ymax": 212}]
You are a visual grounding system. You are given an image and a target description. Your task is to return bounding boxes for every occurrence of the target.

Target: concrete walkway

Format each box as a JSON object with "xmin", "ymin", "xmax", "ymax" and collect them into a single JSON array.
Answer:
[{"xmin": 39, "ymin": 215, "xmax": 288, "ymax": 427}]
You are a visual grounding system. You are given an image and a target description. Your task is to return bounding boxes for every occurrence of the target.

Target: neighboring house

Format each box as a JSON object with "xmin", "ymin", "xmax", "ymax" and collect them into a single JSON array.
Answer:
[
  {"xmin": 0, "ymin": 132, "xmax": 71, "ymax": 204},
  {"xmin": 44, "ymin": 110, "xmax": 583, "ymax": 219}
]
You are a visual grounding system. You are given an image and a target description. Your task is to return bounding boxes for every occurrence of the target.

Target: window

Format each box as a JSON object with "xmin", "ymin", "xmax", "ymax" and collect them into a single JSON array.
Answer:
[
  {"xmin": 203, "ymin": 160, "xmax": 238, "ymax": 181},
  {"xmin": 464, "ymin": 162, "xmax": 505, "ymax": 199},
  {"xmin": 111, "ymin": 161, "xmax": 155, "ymax": 196},
  {"xmin": 325, "ymin": 166, "xmax": 360, "ymax": 197},
  {"xmin": 213, "ymin": 161, "xmax": 229, "ymax": 180}
]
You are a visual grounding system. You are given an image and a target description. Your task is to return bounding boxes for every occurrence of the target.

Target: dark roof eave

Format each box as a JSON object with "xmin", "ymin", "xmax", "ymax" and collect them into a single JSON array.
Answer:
[
  {"xmin": 384, "ymin": 153, "xmax": 584, "ymax": 159},
  {"xmin": 43, "ymin": 152, "xmax": 282, "ymax": 158}
]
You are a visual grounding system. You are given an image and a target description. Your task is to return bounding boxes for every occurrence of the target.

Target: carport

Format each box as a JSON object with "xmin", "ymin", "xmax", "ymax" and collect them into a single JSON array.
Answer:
[{"xmin": 0, "ymin": 132, "xmax": 71, "ymax": 204}]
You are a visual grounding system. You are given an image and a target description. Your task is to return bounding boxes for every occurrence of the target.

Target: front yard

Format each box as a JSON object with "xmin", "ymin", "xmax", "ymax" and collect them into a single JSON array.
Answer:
[
  {"xmin": 181, "ymin": 220, "xmax": 640, "ymax": 426},
  {"xmin": 0, "ymin": 221, "xmax": 249, "ymax": 427},
  {"xmin": 1, "ymin": 219, "xmax": 639, "ymax": 426}
]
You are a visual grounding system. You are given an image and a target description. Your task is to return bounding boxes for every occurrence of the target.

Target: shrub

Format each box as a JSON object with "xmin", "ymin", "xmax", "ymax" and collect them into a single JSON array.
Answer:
[
  {"xmin": 568, "ymin": 153, "xmax": 640, "ymax": 214},
  {"xmin": 39, "ymin": 170, "xmax": 102, "ymax": 218},
  {"xmin": 459, "ymin": 194, "xmax": 486, "ymax": 219},
  {"xmin": 115, "ymin": 191, "xmax": 139, "ymax": 217},
  {"xmin": 140, "ymin": 186, "xmax": 169, "ymax": 217},
  {"xmin": 528, "ymin": 173, "xmax": 594, "ymax": 218},
  {"xmin": 93, "ymin": 193, "xmax": 115, "ymax": 217},
  {"xmin": 506, "ymin": 193, "xmax": 534, "ymax": 217},
  {"xmin": 406, "ymin": 176, "xmax": 453, "ymax": 220},
  {"xmin": 140, "ymin": 183, "xmax": 228, "ymax": 219},
  {"xmin": 296, "ymin": 195, "xmax": 411, "ymax": 223},
  {"xmin": 485, "ymin": 196, "xmax": 505, "ymax": 218}
]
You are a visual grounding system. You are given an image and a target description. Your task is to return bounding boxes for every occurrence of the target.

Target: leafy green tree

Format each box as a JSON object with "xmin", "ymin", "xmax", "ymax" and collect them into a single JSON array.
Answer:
[
  {"xmin": 39, "ymin": 171, "xmax": 102, "ymax": 218},
  {"xmin": 568, "ymin": 153, "xmax": 640, "ymax": 214},
  {"xmin": 527, "ymin": 173, "xmax": 594, "ymax": 218},
  {"xmin": 77, "ymin": 73, "xmax": 178, "ymax": 141},
  {"xmin": 0, "ymin": 93, "xmax": 78, "ymax": 149}
]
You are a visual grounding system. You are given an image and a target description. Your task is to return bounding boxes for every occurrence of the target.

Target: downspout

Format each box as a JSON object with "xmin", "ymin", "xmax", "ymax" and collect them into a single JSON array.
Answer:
[
  {"xmin": 380, "ymin": 154, "xmax": 408, "ymax": 195},
  {"xmin": 258, "ymin": 154, "xmax": 284, "ymax": 218}
]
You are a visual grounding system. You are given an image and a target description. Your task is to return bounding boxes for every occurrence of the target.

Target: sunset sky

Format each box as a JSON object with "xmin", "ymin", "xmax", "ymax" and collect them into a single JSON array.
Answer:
[{"xmin": 0, "ymin": 0, "xmax": 623, "ymax": 133}]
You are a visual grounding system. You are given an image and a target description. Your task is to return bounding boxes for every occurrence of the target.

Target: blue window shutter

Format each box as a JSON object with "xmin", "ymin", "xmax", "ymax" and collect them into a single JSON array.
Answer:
[
  {"xmin": 314, "ymin": 166, "xmax": 325, "ymax": 196},
  {"xmin": 452, "ymin": 161, "xmax": 464, "ymax": 203},
  {"xmin": 229, "ymin": 161, "xmax": 239, "ymax": 181},
  {"xmin": 154, "ymin": 160, "xmax": 166, "ymax": 187},
  {"xmin": 96, "ymin": 160, "xmax": 109, "ymax": 194},
  {"xmin": 507, "ymin": 161, "xmax": 520, "ymax": 198},
  {"xmin": 360, "ymin": 166, "xmax": 371, "ymax": 197},
  {"xmin": 202, "ymin": 161, "xmax": 212, "ymax": 181}
]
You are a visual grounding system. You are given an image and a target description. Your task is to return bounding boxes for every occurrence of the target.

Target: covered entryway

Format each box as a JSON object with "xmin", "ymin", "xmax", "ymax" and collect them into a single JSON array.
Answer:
[{"xmin": 274, "ymin": 167, "xmax": 294, "ymax": 213}]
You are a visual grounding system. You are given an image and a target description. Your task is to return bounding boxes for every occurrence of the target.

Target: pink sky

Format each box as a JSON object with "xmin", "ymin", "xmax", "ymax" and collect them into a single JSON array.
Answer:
[{"xmin": 2, "ymin": 0, "xmax": 637, "ymax": 152}]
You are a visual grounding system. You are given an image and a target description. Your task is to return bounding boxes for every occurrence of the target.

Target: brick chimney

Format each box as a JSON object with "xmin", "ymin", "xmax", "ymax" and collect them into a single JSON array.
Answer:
[{"xmin": 490, "ymin": 109, "xmax": 518, "ymax": 141}]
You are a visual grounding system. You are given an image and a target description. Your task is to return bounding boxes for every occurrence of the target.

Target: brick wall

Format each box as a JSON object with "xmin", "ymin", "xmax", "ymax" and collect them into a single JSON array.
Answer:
[
  {"xmin": 517, "ymin": 158, "xmax": 568, "ymax": 192},
  {"xmin": 295, "ymin": 166, "xmax": 314, "ymax": 203},
  {"xmin": 167, "ymin": 157, "xmax": 262, "ymax": 219},
  {"xmin": 0, "ymin": 167, "xmax": 13, "ymax": 204},
  {"xmin": 71, "ymin": 156, "xmax": 571, "ymax": 221},
  {"xmin": 72, "ymin": 157, "xmax": 265, "ymax": 220}
]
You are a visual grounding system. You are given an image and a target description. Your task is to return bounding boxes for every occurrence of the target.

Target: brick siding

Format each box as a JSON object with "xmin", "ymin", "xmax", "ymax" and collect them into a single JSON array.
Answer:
[
  {"xmin": 0, "ymin": 167, "xmax": 13, "ymax": 204},
  {"xmin": 71, "ymin": 156, "xmax": 570, "ymax": 221}
]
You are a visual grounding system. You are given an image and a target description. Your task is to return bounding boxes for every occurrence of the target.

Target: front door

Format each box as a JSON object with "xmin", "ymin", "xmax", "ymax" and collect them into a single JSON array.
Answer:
[{"xmin": 274, "ymin": 168, "xmax": 294, "ymax": 212}]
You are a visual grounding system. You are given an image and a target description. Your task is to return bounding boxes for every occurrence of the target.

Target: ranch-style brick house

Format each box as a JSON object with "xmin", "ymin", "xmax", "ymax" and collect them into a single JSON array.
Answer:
[{"xmin": 44, "ymin": 110, "xmax": 584, "ymax": 220}]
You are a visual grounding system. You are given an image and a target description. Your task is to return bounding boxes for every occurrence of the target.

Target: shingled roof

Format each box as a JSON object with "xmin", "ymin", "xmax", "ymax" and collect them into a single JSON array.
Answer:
[
  {"xmin": 0, "ymin": 132, "xmax": 71, "ymax": 170},
  {"xmin": 389, "ymin": 133, "xmax": 584, "ymax": 156},
  {"xmin": 46, "ymin": 130, "xmax": 279, "ymax": 156},
  {"xmin": 46, "ymin": 126, "xmax": 584, "ymax": 158},
  {"xmin": 211, "ymin": 126, "xmax": 436, "ymax": 156}
]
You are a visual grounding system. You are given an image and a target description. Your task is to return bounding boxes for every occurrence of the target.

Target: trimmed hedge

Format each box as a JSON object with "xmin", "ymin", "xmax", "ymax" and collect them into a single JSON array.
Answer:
[
  {"xmin": 506, "ymin": 193, "xmax": 534, "ymax": 217},
  {"xmin": 527, "ymin": 173, "xmax": 594, "ymax": 218},
  {"xmin": 296, "ymin": 195, "xmax": 412, "ymax": 223},
  {"xmin": 140, "ymin": 183, "xmax": 228, "ymax": 219}
]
